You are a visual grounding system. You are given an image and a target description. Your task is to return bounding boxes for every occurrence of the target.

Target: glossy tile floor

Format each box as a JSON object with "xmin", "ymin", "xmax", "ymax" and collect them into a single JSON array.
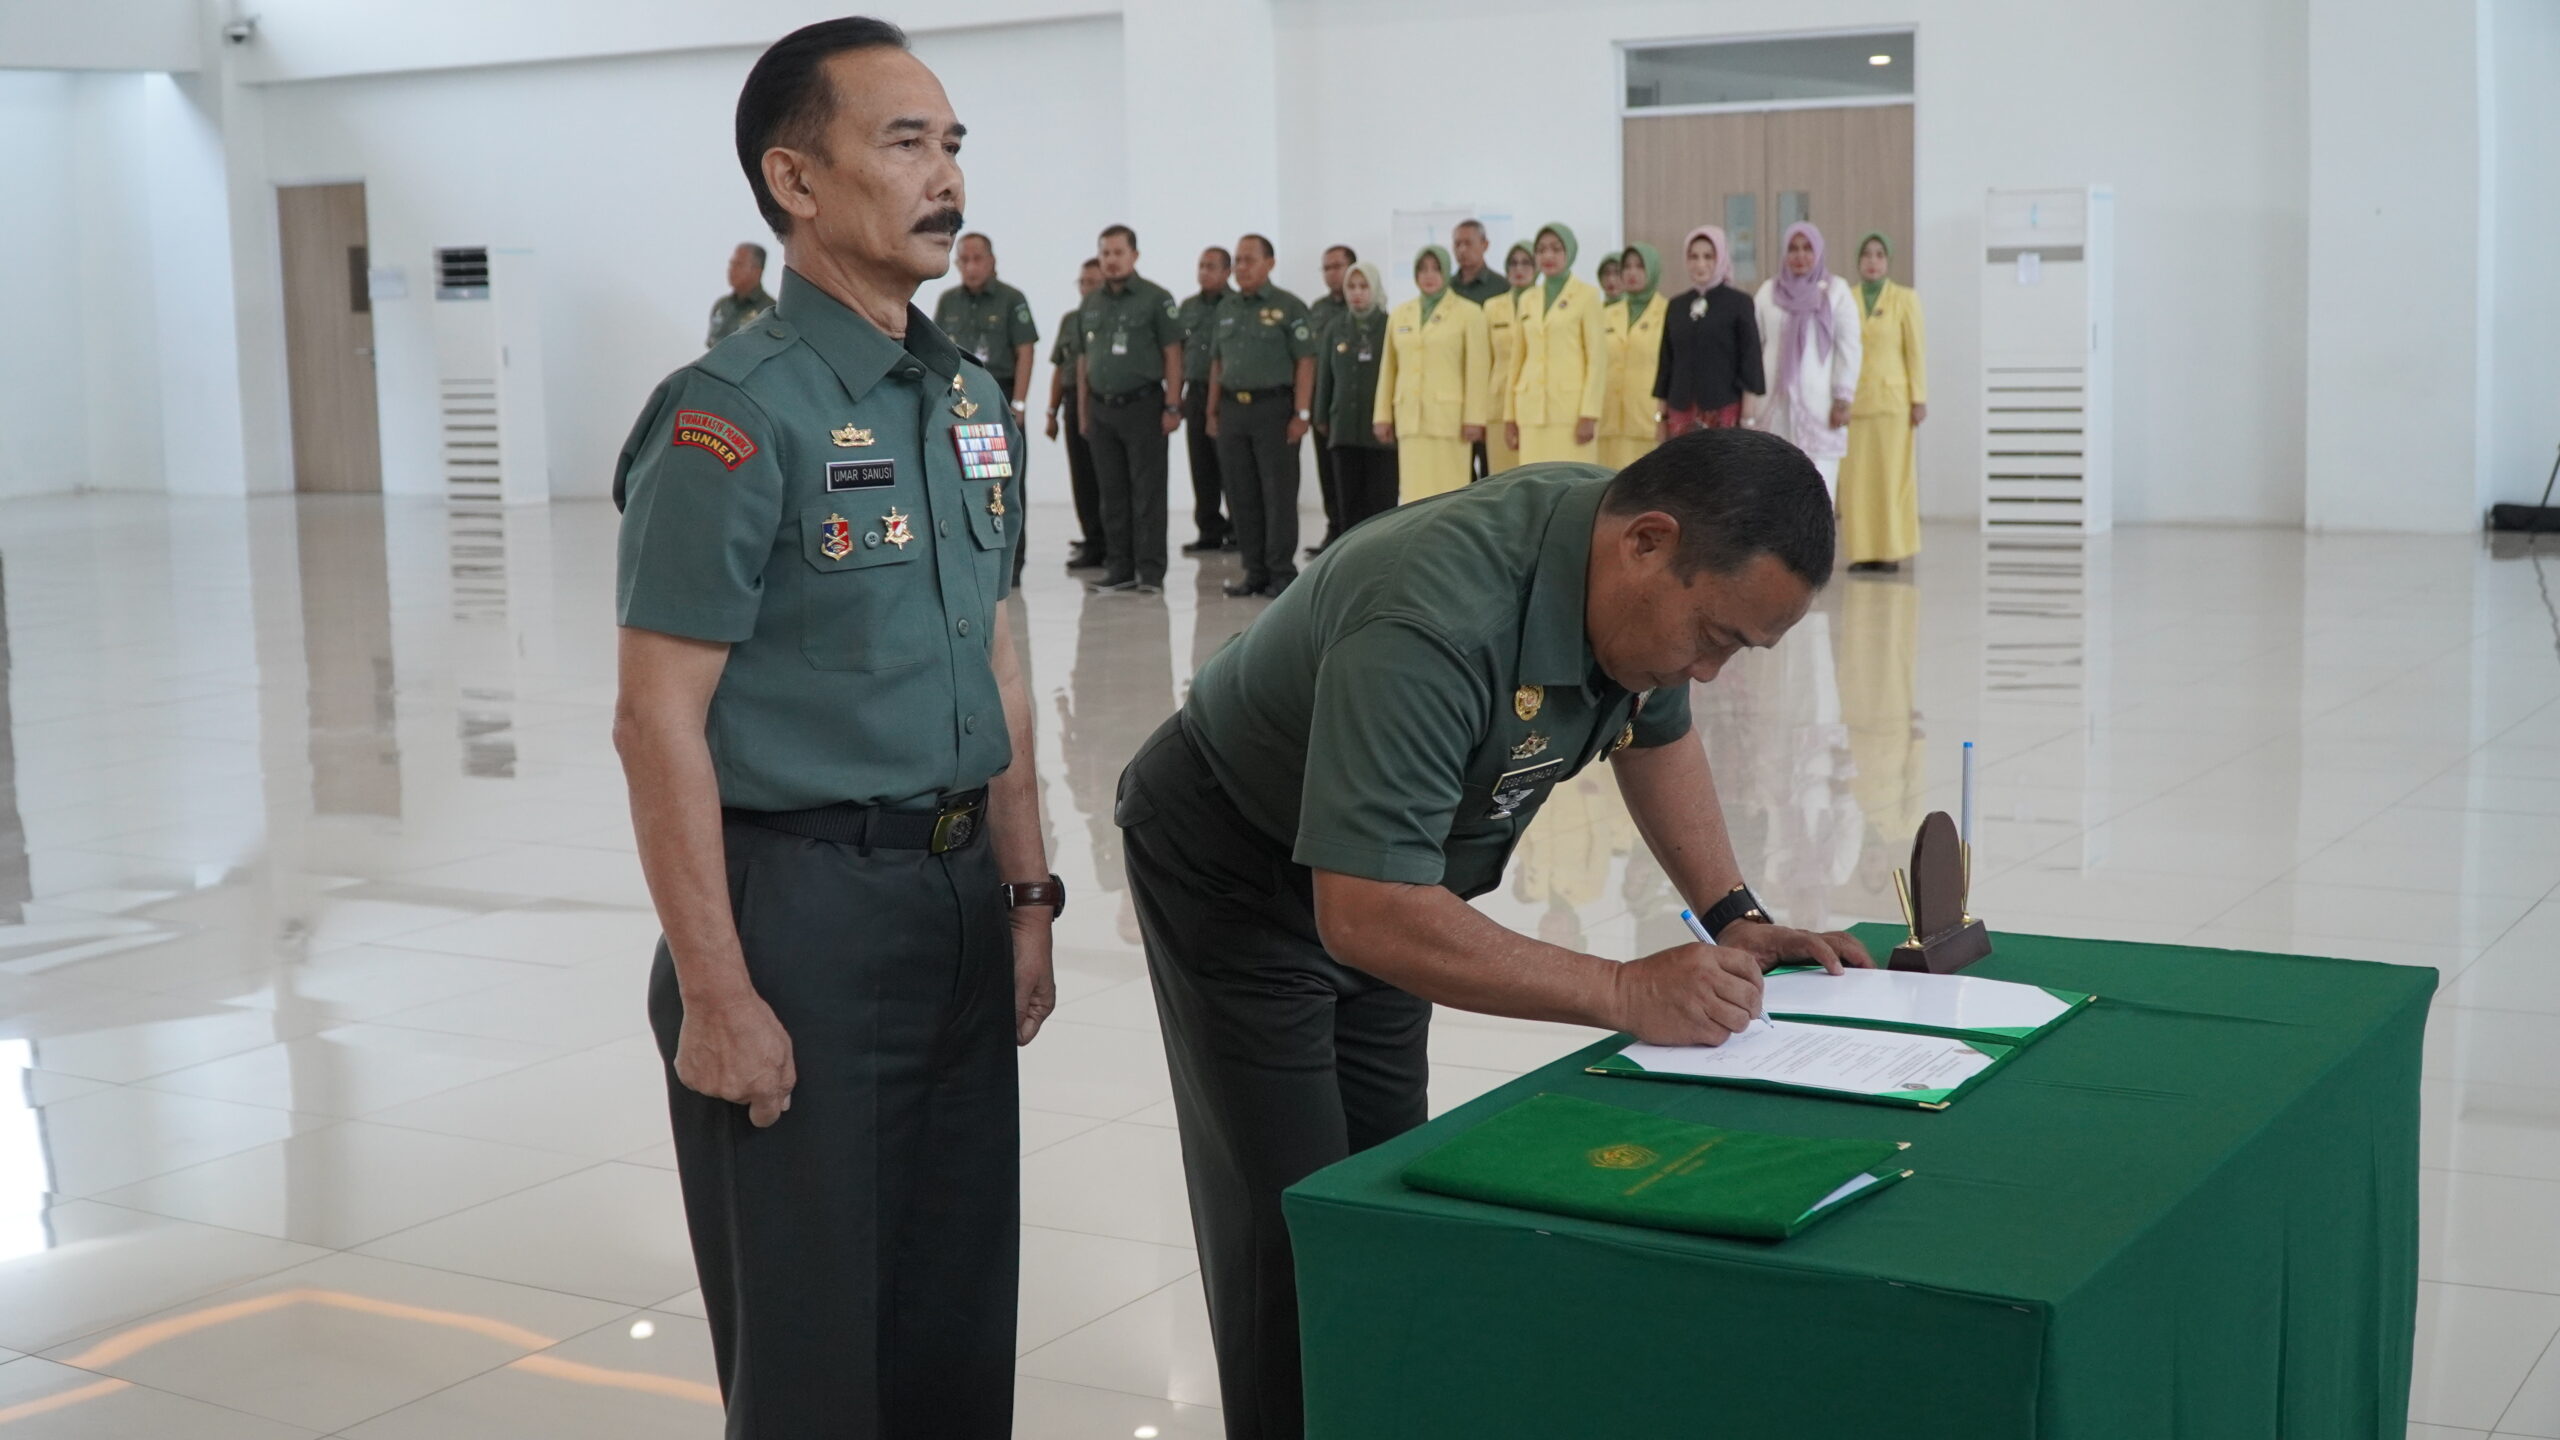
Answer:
[{"xmin": 0, "ymin": 491, "xmax": 2555, "ymax": 1437}]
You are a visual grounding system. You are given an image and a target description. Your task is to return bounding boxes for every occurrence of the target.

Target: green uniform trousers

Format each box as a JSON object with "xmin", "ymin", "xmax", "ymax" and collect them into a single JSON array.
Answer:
[
  {"xmin": 649, "ymin": 814, "xmax": 1019, "ymax": 1440},
  {"xmin": 1214, "ymin": 391, "xmax": 1305, "ymax": 588},
  {"xmin": 1183, "ymin": 380, "xmax": 1229, "ymax": 548},
  {"xmin": 1115, "ymin": 717, "xmax": 1434, "ymax": 1440},
  {"xmin": 1062, "ymin": 389, "xmax": 1106, "ymax": 560},
  {"xmin": 1088, "ymin": 384, "xmax": 1171, "ymax": 586}
]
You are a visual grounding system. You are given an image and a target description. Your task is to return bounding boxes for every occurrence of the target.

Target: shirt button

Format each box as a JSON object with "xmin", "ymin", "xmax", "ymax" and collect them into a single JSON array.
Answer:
[
  {"xmin": 964, "ymin": 714, "xmax": 978, "ymax": 733},
  {"xmin": 766, "ymin": 326, "xmax": 785, "ymax": 338},
  {"xmin": 957, "ymin": 618, "xmax": 972, "ymax": 636},
  {"xmin": 940, "ymin": 519, "xmax": 953, "ymax": 537}
]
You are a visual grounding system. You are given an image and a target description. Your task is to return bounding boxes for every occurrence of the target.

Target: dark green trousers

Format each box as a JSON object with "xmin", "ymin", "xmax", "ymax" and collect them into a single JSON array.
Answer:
[
  {"xmin": 1214, "ymin": 391, "xmax": 1303, "ymax": 587},
  {"xmin": 649, "ymin": 816, "xmax": 1019, "ymax": 1440},
  {"xmin": 1116, "ymin": 717, "xmax": 1433, "ymax": 1440},
  {"xmin": 1088, "ymin": 385, "xmax": 1171, "ymax": 586}
]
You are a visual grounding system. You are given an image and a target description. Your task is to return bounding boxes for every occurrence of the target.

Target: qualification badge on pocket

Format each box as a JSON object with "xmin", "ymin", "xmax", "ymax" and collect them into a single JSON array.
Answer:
[{"xmin": 819, "ymin": 514, "xmax": 854, "ymax": 561}]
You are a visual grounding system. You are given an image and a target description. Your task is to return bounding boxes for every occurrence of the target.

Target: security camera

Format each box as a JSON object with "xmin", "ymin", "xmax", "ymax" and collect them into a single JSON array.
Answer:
[{"xmin": 222, "ymin": 16, "xmax": 257, "ymax": 44}]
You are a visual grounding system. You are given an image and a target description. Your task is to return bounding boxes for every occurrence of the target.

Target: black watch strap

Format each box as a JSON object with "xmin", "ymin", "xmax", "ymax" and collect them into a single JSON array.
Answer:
[
  {"xmin": 1005, "ymin": 873, "xmax": 1067, "ymax": 918},
  {"xmin": 1698, "ymin": 885, "xmax": 1769, "ymax": 941}
]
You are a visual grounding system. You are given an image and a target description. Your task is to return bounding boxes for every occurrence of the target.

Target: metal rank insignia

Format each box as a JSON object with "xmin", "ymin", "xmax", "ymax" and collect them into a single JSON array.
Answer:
[
  {"xmin": 1610, "ymin": 722, "xmax": 1635, "ymax": 754},
  {"xmin": 819, "ymin": 513, "xmax": 855, "ymax": 561},
  {"xmin": 948, "ymin": 373, "xmax": 979, "ymax": 420},
  {"xmin": 987, "ymin": 482, "xmax": 1007, "ymax": 519},
  {"xmin": 950, "ymin": 422, "xmax": 1014, "ymax": 480},
  {"xmin": 1513, "ymin": 684, "xmax": 1544, "ymax": 721},
  {"xmin": 881, "ymin": 508, "xmax": 915, "ymax": 549},
  {"xmin": 1510, "ymin": 731, "xmax": 1550, "ymax": 761},
  {"xmin": 831, "ymin": 423, "xmax": 873, "ymax": 447}
]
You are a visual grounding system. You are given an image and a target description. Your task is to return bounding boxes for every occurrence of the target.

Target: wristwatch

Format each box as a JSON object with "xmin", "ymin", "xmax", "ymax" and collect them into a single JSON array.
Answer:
[
  {"xmin": 1004, "ymin": 874, "xmax": 1067, "ymax": 918},
  {"xmin": 1162, "ymin": 404, "xmax": 1183, "ymax": 418},
  {"xmin": 1697, "ymin": 884, "xmax": 1769, "ymax": 941}
]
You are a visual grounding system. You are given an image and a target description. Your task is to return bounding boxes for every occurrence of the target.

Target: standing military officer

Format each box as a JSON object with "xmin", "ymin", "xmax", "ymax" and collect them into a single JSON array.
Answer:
[
  {"xmin": 933, "ymin": 232, "xmax": 1039, "ymax": 421},
  {"xmin": 1115, "ymin": 431, "xmax": 1873, "ymax": 1440},
  {"xmin": 1047, "ymin": 258, "xmax": 1108, "ymax": 571},
  {"xmin": 1205, "ymin": 234, "xmax": 1316, "ymax": 597},
  {"xmin": 1177, "ymin": 246, "xmax": 1236, "ymax": 555},
  {"xmin": 706, "ymin": 241, "xmax": 776, "ymax": 348},
  {"xmin": 1447, "ymin": 220, "xmax": 1508, "ymax": 480},
  {"xmin": 614, "ymin": 19, "xmax": 1062, "ymax": 1437},
  {"xmin": 1303, "ymin": 244, "xmax": 1354, "ymax": 556},
  {"xmin": 1076, "ymin": 224, "xmax": 1185, "ymax": 594}
]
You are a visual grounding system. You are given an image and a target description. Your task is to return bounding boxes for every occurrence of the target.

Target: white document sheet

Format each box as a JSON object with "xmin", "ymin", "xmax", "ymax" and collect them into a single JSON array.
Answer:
[
  {"xmin": 1802, "ymin": 1169, "xmax": 1886, "ymax": 1219},
  {"xmin": 1763, "ymin": 967, "xmax": 2070, "ymax": 1036},
  {"xmin": 1619, "ymin": 1021, "xmax": 1994, "ymax": 1099}
]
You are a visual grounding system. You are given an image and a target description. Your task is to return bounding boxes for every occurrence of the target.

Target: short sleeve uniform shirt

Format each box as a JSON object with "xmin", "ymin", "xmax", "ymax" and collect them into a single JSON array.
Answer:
[
  {"xmin": 931, "ymin": 279, "xmax": 1039, "ymax": 387},
  {"xmin": 616, "ymin": 268, "xmax": 1024, "ymax": 811},
  {"xmin": 1211, "ymin": 285, "xmax": 1317, "ymax": 392},
  {"xmin": 1178, "ymin": 466, "xmax": 1694, "ymax": 898},
  {"xmin": 1077, "ymin": 275, "xmax": 1185, "ymax": 397}
]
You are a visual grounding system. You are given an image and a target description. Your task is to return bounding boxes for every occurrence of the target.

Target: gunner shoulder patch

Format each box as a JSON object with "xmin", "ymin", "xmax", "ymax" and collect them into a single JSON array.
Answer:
[{"xmin": 671, "ymin": 409, "xmax": 758, "ymax": 470}]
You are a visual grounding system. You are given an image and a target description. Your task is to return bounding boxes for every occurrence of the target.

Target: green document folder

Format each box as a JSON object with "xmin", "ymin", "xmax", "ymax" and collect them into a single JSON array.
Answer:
[{"xmin": 1400, "ymin": 1092, "xmax": 1911, "ymax": 1241}]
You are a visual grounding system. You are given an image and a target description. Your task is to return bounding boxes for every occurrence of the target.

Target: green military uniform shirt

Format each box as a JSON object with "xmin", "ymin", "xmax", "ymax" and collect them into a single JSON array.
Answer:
[
  {"xmin": 1307, "ymin": 291, "xmax": 1348, "ymax": 353},
  {"xmin": 1449, "ymin": 266, "xmax": 1510, "ymax": 307},
  {"xmin": 1177, "ymin": 288, "xmax": 1229, "ymax": 383},
  {"xmin": 1051, "ymin": 308, "xmax": 1083, "ymax": 371},
  {"xmin": 1312, "ymin": 306, "xmax": 1390, "ymax": 448},
  {"xmin": 1078, "ymin": 274, "xmax": 1185, "ymax": 397},
  {"xmin": 1211, "ymin": 284, "xmax": 1317, "ymax": 393},
  {"xmin": 706, "ymin": 287, "xmax": 775, "ymax": 349},
  {"xmin": 1180, "ymin": 465, "xmax": 1692, "ymax": 897},
  {"xmin": 617, "ymin": 268, "xmax": 1023, "ymax": 811},
  {"xmin": 932, "ymin": 278, "xmax": 1039, "ymax": 389}
]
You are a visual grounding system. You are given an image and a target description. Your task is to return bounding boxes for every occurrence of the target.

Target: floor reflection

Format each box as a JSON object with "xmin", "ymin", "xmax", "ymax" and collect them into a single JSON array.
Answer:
[
  {"xmin": 0, "ymin": 556, "xmax": 27, "ymax": 927},
  {"xmin": 448, "ymin": 501, "xmax": 520, "ymax": 780},
  {"xmin": 298, "ymin": 500, "xmax": 404, "ymax": 818}
]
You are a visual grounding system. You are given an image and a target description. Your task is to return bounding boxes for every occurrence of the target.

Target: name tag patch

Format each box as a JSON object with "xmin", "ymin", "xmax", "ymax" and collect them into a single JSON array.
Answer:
[
  {"xmin": 1488, "ymin": 759, "xmax": 1568, "ymax": 821},
  {"xmin": 672, "ymin": 410, "xmax": 757, "ymax": 470},
  {"xmin": 950, "ymin": 423, "xmax": 1014, "ymax": 480},
  {"xmin": 827, "ymin": 459, "xmax": 897, "ymax": 491}
]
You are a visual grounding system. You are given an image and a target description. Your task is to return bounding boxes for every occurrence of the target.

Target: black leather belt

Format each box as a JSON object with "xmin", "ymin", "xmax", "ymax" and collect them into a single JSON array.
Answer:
[
  {"xmin": 1095, "ymin": 383, "xmax": 1163, "ymax": 407},
  {"xmin": 725, "ymin": 789, "xmax": 987, "ymax": 853},
  {"xmin": 1221, "ymin": 388, "xmax": 1282, "ymax": 404}
]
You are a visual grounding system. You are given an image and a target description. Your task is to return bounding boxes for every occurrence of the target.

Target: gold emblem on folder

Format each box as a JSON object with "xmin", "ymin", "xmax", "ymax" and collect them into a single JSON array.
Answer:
[
  {"xmin": 1588, "ymin": 1144, "xmax": 1657, "ymax": 1170},
  {"xmin": 1513, "ymin": 685, "xmax": 1543, "ymax": 720},
  {"xmin": 831, "ymin": 424, "xmax": 873, "ymax": 447}
]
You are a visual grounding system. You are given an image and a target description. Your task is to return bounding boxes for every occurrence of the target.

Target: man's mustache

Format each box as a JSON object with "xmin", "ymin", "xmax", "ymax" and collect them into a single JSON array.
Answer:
[{"xmin": 913, "ymin": 209, "xmax": 965, "ymax": 236}]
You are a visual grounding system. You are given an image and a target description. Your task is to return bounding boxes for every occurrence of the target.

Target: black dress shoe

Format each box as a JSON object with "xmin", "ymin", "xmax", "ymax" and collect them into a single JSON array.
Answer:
[
  {"xmin": 1087, "ymin": 577, "xmax": 1140, "ymax": 595},
  {"xmin": 1180, "ymin": 537, "xmax": 1227, "ymax": 556},
  {"xmin": 1222, "ymin": 578, "xmax": 1267, "ymax": 599},
  {"xmin": 1066, "ymin": 547, "xmax": 1107, "ymax": 570}
]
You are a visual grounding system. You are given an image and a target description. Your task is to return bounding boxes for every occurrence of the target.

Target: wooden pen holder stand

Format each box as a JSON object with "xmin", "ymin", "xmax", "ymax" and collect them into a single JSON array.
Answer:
[{"xmin": 1891, "ymin": 811, "xmax": 1994, "ymax": 974}]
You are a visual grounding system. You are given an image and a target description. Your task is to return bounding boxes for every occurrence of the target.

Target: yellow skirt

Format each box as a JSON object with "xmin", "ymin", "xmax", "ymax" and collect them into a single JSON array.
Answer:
[
  {"xmin": 1486, "ymin": 421, "xmax": 1520, "ymax": 474},
  {"xmin": 1398, "ymin": 435, "xmax": 1473, "ymax": 502},
  {"xmin": 1598, "ymin": 435, "xmax": 1657, "ymax": 470},
  {"xmin": 1515, "ymin": 422, "xmax": 1598, "ymax": 467},
  {"xmin": 1838, "ymin": 410, "xmax": 1921, "ymax": 563}
]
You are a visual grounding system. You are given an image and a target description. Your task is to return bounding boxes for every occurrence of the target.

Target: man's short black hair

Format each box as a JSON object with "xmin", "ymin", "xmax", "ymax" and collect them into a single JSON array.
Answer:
[
  {"xmin": 958, "ymin": 231, "xmax": 993, "ymax": 256},
  {"xmin": 1239, "ymin": 233, "xmax": 1275, "ymax": 261},
  {"xmin": 1454, "ymin": 218, "xmax": 1486, "ymax": 238},
  {"xmin": 1324, "ymin": 244, "xmax": 1355, "ymax": 264},
  {"xmin": 1080, "ymin": 257, "xmax": 1103, "ymax": 271},
  {"xmin": 736, "ymin": 16, "xmax": 910, "ymax": 236},
  {"xmin": 1202, "ymin": 245, "xmax": 1233, "ymax": 265},
  {"xmin": 1601, "ymin": 429, "xmax": 1835, "ymax": 586},
  {"xmin": 1099, "ymin": 224, "xmax": 1138, "ymax": 250},
  {"xmin": 737, "ymin": 242, "xmax": 768, "ymax": 267}
]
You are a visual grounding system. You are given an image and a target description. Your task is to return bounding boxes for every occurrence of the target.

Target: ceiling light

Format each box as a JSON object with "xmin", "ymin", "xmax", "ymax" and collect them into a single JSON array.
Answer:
[
  {"xmin": 1869, "ymin": 54, "xmax": 1892, "ymax": 65},
  {"xmin": 1135, "ymin": 1429, "xmax": 1160, "ymax": 1439},
  {"xmin": 629, "ymin": 1320, "xmax": 656, "ymax": 1339}
]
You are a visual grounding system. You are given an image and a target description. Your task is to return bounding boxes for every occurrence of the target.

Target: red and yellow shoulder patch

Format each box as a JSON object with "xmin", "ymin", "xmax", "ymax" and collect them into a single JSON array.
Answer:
[{"xmin": 671, "ymin": 409, "xmax": 758, "ymax": 470}]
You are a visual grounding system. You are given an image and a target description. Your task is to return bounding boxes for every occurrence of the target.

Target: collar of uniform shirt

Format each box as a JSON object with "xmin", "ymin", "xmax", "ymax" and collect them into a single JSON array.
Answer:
[
  {"xmin": 1515, "ymin": 479, "xmax": 1615, "ymax": 693},
  {"xmin": 779, "ymin": 267, "xmax": 971, "ymax": 401}
]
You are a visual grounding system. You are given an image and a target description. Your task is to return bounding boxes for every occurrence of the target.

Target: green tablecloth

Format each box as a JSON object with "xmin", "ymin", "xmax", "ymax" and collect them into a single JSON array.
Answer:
[{"xmin": 1285, "ymin": 927, "xmax": 2432, "ymax": 1439}]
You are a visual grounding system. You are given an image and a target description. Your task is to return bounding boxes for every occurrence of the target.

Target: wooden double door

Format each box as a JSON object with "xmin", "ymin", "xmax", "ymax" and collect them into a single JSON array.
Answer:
[{"xmin": 1623, "ymin": 104, "xmax": 1913, "ymax": 294}]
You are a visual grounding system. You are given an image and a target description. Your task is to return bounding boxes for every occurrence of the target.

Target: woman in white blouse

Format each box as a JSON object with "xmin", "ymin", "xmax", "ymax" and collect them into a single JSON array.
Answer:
[{"xmin": 1750, "ymin": 221, "xmax": 1863, "ymax": 497}]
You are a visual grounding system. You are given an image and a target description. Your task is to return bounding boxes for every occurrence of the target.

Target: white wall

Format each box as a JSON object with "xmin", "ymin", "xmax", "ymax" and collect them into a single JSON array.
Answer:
[
  {"xmin": 1275, "ymin": 0, "xmax": 2311, "ymax": 527},
  {"xmin": 259, "ymin": 16, "xmax": 1126, "ymax": 499},
  {"xmin": 0, "ymin": 0, "xmax": 198, "ymax": 72},
  {"xmin": 70, "ymin": 72, "xmax": 166, "ymax": 493},
  {"xmin": 0, "ymin": 71, "xmax": 92, "ymax": 499},
  {"xmin": 2483, "ymin": 0, "xmax": 2560, "ymax": 509}
]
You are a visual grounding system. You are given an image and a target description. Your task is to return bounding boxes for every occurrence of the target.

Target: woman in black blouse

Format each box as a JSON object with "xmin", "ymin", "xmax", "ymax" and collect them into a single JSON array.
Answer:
[{"xmin": 1652, "ymin": 224, "xmax": 1765, "ymax": 438}]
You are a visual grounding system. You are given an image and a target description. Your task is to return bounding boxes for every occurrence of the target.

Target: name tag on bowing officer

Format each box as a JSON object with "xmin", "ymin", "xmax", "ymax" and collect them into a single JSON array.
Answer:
[
  {"xmin": 1487, "ymin": 758, "xmax": 1568, "ymax": 821},
  {"xmin": 826, "ymin": 460, "xmax": 896, "ymax": 491},
  {"xmin": 950, "ymin": 423, "xmax": 1014, "ymax": 480}
]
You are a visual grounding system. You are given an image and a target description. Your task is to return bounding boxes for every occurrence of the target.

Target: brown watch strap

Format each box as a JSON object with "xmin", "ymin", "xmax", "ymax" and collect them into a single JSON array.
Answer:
[{"xmin": 1006, "ymin": 875, "xmax": 1066, "ymax": 917}]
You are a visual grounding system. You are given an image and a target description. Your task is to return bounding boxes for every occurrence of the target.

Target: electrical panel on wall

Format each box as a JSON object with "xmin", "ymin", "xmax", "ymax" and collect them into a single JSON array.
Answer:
[
  {"xmin": 432, "ymin": 246, "xmax": 550, "ymax": 506},
  {"xmin": 1980, "ymin": 186, "xmax": 2113, "ymax": 536}
]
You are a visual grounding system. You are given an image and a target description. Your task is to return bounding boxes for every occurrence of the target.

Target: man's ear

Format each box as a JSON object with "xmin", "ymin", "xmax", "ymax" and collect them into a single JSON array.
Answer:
[
  {"xmin": 762, "ymin": 146, "xmax": 822, "ymax": 228},
  {"xmin": 1622, "ymin": 510, "xmax": 1682, "ymax": 565}
]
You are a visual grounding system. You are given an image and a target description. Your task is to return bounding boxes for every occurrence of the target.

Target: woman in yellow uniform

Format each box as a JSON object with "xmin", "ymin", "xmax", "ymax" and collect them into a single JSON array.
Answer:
[
  {"xmin": 1838, "ymin": 231, "xmax": 1928, "ymax": 572},
  {"xmin": 1373, "ymin": 244, "xmax": 1490, "ymax": 503},
  {"xmin": 1598, "ymin": 243, "xmax": 1667, "ymax": 469},
  {"xmin": 1503, "ymin": 222, "xmax": 1608, "ymax": 467},
  {"xmin": 1479, "ymin": 242, "xmax": 1534, "ymax": 474}
]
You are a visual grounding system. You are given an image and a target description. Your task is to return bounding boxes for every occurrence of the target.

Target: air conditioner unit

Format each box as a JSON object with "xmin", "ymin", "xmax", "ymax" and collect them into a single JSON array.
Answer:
[
  {"xmin": 1980, "ymin": 186, "xmax": 2112, "ymax": 535},
  {"xmin": 432, "ymin": 245, "xmax": 550, "ymax": 505}
]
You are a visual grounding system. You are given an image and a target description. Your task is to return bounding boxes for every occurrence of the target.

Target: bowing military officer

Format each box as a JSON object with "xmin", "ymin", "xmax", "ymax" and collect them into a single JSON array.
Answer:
[
  {"xmin": 1076, "ymin": 224, "xmax": 1186, "ymax": 594},
  {"xmin": 1205, "ymin": 234, "xmax": 1316, "ymax": 597},
  {"xmin": 1177, "ymin": 246, "xmax": 1235, "ymax": 554},
  {"xmin": 613, "ymin": 19, "xmax": 1061, "ymax": 1437},
  {"xmin": 1115, "ymin": 430, "xmax": 1876, "ymax": 1440},
  {"xmin": 706, "ymin": 242, "xmax": 776, "ymax": 348}
]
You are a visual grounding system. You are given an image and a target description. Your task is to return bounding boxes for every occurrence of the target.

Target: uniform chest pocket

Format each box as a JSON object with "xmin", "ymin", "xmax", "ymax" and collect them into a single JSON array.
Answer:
[
  {"xmin": 798, "ymin": 503, "xmax": 931, "ymax": 673},
  {"xmin": 965, "ymin": 477, "xmax": 1012, "ymax": 552}
]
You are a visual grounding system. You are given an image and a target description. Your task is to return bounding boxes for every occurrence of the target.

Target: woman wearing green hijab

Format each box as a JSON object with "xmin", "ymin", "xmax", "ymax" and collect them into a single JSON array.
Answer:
[
  {"xmin": 1599, "ymin": 243, "xmax": 1666, "ymax": 469},
  {"xmin": 1838, "ymin": 231, "xmax": 1929, "ymax": 571},
  {"xmin": 1374, "ymin": 244, "xmax": 1492, "ymax": 501},
  {"xmin": 1481, "ymin": 241, "xmax": 1536, "ymax": 473},
  {"xmin": 1502, "ymin": 223, "xmax": 1608, "ymax": 465},
  {"xmin": 1312, "ymin": 259, "xmax": 1399, "ymax": 528}
]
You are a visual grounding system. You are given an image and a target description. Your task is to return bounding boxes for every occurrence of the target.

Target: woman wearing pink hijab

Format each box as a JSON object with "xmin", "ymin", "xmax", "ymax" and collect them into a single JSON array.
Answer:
[
  {"xmin": 1750, "ymin": 221, "xmax": 1863, "ymax": 496},
  {"xmin": 1652, "ymin": 224, "xmax": 1764, "ymax": 438}
]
